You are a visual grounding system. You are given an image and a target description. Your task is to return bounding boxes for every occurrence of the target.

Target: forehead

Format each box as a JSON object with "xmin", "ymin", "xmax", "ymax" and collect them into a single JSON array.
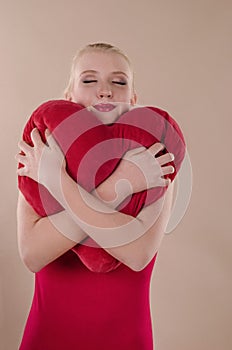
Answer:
[{"xmin": 76, "ymin": 51, "xmax": 132, "ymax": 76}]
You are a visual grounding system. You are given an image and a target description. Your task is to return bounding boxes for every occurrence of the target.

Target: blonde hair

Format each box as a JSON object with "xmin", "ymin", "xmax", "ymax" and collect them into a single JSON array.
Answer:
[{"xmin": 64, "ymin": 42, "xmax": 134, "ymax": 100}]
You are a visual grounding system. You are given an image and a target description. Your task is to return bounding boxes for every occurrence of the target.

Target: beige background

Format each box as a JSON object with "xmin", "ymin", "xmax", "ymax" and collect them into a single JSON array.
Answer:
[{"xmin": 0, "ymin": 0, "xmax": 231, "ymax": 349}]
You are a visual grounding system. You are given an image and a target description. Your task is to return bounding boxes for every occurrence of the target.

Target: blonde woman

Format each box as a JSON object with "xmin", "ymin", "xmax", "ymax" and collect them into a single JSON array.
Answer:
[{"xmin": 16, "ymin": 43, "xmax": 185, "ymax": 349}]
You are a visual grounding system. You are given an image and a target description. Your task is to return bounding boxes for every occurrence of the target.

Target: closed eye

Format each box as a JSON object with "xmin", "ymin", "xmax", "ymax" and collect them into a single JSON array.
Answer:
[
  {"xmin": 83, "ymin": 80, "xmax": 97, "ymax": 83},
  {"xmin": 112, "ymin": 81, "xmax": 127, "ymax": 85},
  {"xmin": 82, "ymin": 80, "xmax": 127, "ymax": 85}
]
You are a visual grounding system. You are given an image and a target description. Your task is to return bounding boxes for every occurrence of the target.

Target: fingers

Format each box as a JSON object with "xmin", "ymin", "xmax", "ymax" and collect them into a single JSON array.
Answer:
[
  {"xmin": 15, "ymin": 151, "xmax": 28, "ymax": 177},
  {"xmin": 45, "ymin": 129, "xmax": 62, "ymax": 154},
  {"xmin": 147, "ymin": 143, "xmax": 174, "ymax": 164},
  {"xmin": 157, "ymin": 152, "xmax": 175, "ymax": 166},
  {"xmin": 15, "ymin": 151, "xmax": 27, "ymax": 174},
  {"xmin": 17, "ymin": 166, "xmax": 27, "ymax": 176},
  {"xmin": 31, "ymin": 128, "xmax": 44, "ymax": 148},
  {"xmin": 123, "ymin": 146, "xmax": 146, "ymax": 159},
  {"xmin": 45, "ymin": 129, "xmax": 57, "ymax": 148},
  {"xmin": 17, "ymin": 140, "xmax": 32, "ymax": 154},
  {"xmin": 159, "ymin": 177, "xmax": 171, "ymax": 187},
  {"xmin": 17, "ymin": 129, "xmax": 44, "ymax": 152},
  {"xmin": 161, "ymin": 165, "xmax": 175, "ymax": 176},
  {"xmin": 147, "ymin": 142, "xmax": 165, "ymax": 156},
  {"xmin": 147, "ymin": 143, "xmax": 175, "ymax": 187},
  {"xmin": 15, "ymin": 153, "xmax": 28, "ymax": 165},
  {"xmin": 29, "ymin": 128, "xmax": 57, "ymax": 151}
]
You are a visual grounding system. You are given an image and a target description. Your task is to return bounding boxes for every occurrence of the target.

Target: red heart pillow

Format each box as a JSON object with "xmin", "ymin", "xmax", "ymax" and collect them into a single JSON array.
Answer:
[{"xmin": 18, "ymin": 100, "xmax": 185, "ymax": 272}]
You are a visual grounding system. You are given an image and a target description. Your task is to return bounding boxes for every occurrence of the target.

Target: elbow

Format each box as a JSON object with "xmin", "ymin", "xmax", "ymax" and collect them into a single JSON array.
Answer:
[
  {"xmin": 129, "ymin": 251, "xmax": 158, "ymax": 272},
  {"xmin": 130, "ymin": 261, "xmax": 148, "ymax": 272},
  {"xmin": 19, "ymin": 248, "xmax": 43, "ymax": 273},
  {"xmin": 128, "ymin": 259, "xmax": 149, "ymax": 273},
  {"xmin": 116, "ymin": 256, "xmax": 146, "ymax": 272},
  {"xmin": 18, "ymin": 234, "xmax": 45, "ymax": 273},
  {"xmin": 130, "ymin": 263, "xmax": 147, "ymax": 272},
  {"xmin": 23, "ymin": 259, "xmax": 41, "ymax": 274}
]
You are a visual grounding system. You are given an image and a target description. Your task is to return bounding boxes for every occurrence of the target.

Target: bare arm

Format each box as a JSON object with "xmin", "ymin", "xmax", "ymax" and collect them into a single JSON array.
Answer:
[
  {"xmin": 55, "ymin": 166, "xmax": 174, "ymax": 271},
  {"xmin": 16, "ymin": 129, "xmax": 174, "ymax": 272},
  {"xmin": 17, "ymin": 192, "xmax": 87, "ymax": 272},
  {"xmin": 16, "ymin": 164, "xmax": 132, "ymax": 273},
  {"xmin": 105, "ymin": 182, "xmax": 174, "ymax": 271}
]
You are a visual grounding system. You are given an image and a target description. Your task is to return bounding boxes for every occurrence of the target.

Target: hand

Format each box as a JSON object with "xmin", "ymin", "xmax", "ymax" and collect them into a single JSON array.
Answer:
[
  {"xmin": 115, "ymin": 143, "xmax": 174, "ymax": 194},
  {"xmin": 16, "ymin": 128, "xmax": 66, "ymax": 187}
]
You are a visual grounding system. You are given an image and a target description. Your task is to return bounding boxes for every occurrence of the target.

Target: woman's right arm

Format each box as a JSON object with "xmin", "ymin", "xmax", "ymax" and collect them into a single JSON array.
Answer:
[
  {"xmin": 17, "ymin": 192, "xmax": 87, "ymax": 272},
  {"xmin": 17, "ymin": 147, "xmax": 150, "ymax": 273},
  {"xmin": 16, "ymin": 147, "xmax": 137, "ymax": 273},
  {"xmin": 16, "ymin": 157, "xmax": 137, "ymax": 273}
]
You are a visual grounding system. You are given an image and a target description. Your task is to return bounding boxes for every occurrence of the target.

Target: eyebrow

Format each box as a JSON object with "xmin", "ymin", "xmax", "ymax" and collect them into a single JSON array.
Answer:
[{"xmin": 79, "ymin": 70, "xmax": 129, "ymax": 78}]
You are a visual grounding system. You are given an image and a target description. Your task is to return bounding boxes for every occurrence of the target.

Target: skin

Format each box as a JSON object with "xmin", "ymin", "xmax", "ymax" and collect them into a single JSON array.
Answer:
[
  {"xmin": 69, "ymin": 50, "xmax": 137, "ymax": 124},
  {"xmin": 16, "ymin": 50, "xmax": 175, "ymax": 272},
  {"xmin": 70, "ymin": 51, "xmax": 137, "ymax": 106}
]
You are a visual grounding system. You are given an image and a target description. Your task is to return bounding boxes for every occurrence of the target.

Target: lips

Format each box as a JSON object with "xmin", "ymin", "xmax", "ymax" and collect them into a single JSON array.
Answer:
[{"xmin": 93, "ymin": 103, "xmax": 116, "ymax": 112}]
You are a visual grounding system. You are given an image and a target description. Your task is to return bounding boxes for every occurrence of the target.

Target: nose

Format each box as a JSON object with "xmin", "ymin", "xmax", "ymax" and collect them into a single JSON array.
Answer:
[{"xmin": 97, "ymin": 84, "xmax": 112, "ymax": 99}]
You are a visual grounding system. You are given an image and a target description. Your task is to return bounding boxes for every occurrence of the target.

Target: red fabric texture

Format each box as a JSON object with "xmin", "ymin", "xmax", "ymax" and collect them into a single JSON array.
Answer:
[
  {"xmin": 18, "ymin": 100, "xmax": 185, "ymax": 273},
  {"xmin": 18, "ymin": 100, "xmax": 186, "ymax": 349},
  {"xmin": 19, "ymin": 252, "xmax": 157, "ymax": 350}
]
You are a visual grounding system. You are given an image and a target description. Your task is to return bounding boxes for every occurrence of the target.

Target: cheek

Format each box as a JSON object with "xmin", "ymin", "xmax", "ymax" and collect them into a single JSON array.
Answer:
[
  {"xmin": 116, "ymin": 89, "xmax": 133, "ymax": 103},
  {"xmin": 72, "ymin": 86, "xmax": 93, "ymax": 104}
]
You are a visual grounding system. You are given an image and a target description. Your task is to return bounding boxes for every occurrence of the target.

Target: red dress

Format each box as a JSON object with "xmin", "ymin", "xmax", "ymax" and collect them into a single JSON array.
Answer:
[
  {"xmin": 18, "ymin": 100, "xmax": 185, "ymax": 349},
  {"xmin": 19, "ymin": 251, "xmax": 157, "ymax": 350}
]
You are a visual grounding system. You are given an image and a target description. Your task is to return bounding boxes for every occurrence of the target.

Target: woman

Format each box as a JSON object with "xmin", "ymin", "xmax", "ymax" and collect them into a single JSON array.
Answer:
[{"xmin": 16, "ymin": 43, "xmax": 184, "ymax": 349}]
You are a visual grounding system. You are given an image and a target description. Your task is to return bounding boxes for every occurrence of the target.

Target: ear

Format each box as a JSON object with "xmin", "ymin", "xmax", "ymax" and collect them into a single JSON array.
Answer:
[
  {"xmin": 64, "ymin": 91, "xmax": 72, "ymax": 101},
  {"xmin": 130, "ymin": 91, "xmax": 137, "ymax": 105},
  {"xmin": 67, "ymin": 92, "xmax": 73, "ymax": 102}
]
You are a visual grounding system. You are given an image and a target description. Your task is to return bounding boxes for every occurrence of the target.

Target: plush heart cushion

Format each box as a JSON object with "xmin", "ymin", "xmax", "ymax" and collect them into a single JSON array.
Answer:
[{"xmin": 18, "ymin": 100, "xmax": 185, "ymax": 272}]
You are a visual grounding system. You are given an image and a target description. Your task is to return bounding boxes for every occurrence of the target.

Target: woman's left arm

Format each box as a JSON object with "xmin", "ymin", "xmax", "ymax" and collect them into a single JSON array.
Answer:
[
  {"xmin": 105, "ymin": 182, "xmax": 174, "ymax": 271},
  {"xmin": 57, "ymin": 166, "xmax": 174, "ymax": 271}
]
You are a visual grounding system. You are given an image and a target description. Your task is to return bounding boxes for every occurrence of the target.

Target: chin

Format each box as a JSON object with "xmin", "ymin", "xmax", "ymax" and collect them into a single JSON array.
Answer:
[{"xmin": 93, "ymin": 109, "xmax": 120, "ymax": 124}]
